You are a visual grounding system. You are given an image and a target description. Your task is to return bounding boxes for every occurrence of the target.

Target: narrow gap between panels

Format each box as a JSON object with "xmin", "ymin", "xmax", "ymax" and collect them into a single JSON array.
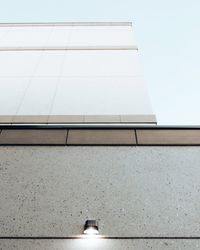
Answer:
[
  {"xmin": 65, "ymin": 130, "xmax": 69, "ymax": 145},
  {"xmin": 134, "ymin": 129, "xmax": 138, "ymax": 144},
  {"xmin": 0, "ymin": 236, "xmax": 200, "ymax": 240}
]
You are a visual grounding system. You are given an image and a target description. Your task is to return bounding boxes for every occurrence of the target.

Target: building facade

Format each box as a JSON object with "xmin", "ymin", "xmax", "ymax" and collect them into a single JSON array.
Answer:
[{"xmin": 0, "ymin": 22, "xmax": 200, "ymax": 250}]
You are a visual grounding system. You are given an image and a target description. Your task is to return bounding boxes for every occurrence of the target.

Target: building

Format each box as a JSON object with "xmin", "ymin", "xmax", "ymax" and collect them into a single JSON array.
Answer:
[{"xmin": 0, "ymin": 22, "xmax": 199, "ymax": 250}]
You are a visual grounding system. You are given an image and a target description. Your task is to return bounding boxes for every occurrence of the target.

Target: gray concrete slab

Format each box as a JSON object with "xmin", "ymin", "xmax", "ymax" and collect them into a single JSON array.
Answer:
[{"xmin": 0, "ymin": 147, "xmax": 200, "ymax": 236}]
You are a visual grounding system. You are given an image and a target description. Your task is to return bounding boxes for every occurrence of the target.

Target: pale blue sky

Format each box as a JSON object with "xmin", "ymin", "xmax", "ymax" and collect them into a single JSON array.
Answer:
[{"xmin": 0, "ymin": 0, "xmax": 199, "ymax": 125}]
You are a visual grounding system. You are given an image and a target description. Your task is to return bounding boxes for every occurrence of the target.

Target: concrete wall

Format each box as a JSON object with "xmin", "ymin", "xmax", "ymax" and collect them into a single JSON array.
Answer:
[{"xmin": 0, "ymin": 146, "xmax": 200, "ymax": 249}]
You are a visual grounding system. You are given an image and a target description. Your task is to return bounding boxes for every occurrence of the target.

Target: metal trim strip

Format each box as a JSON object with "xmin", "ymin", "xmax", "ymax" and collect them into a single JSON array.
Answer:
[
  {"xmin": 0, "ymin": 22, "xmax": 133, "ymax": 27},
  {"xmin": 0, "ymin": 45, "xmax": 138, "ymax": 51}
]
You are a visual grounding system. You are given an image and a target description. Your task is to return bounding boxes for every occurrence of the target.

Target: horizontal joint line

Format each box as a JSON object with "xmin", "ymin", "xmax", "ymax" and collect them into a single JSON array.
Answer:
[
  {"xmin": 0, "ymin": 236, "xmax": 200, "ymax": 240},
  {"xmin": 0, "ymin": 46, "xmax": 138, "ymax": 51},
  {"xmin": 0, "ymin": 22, "xmax": 133, "ymax": 27}
]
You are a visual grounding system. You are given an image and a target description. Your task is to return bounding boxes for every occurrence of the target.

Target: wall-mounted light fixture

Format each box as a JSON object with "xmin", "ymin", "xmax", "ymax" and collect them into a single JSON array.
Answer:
[{"xmin": 83, "ymin": 220, "xmax": 99, "ymax": 235}]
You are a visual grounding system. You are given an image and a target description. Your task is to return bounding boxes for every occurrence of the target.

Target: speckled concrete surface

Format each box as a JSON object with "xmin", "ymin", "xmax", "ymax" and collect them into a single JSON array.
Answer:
[
  {"xmin": 0, "ymin": 239, "xmax": 200, "ymax": 250},
  {"xmin": 0, "ymin": 147, "xmax": 200, "ymax": 237}
]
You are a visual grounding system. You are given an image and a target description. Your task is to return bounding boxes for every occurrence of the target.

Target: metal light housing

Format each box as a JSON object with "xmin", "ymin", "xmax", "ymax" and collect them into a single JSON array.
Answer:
[{"xmin": 83, "ymin": 220, "xmax": 99, "ymax": 235}]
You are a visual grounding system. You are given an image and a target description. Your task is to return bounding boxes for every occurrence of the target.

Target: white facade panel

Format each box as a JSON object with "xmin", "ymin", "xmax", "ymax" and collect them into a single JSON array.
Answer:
[
  {"xmin": 51, "ymin": 77, "xmax": 152, "ymax": 115},
  {"xmin": 16, "ymin": 78, "xmax": 58, "ymax": 115},
  {"xmin": 69, "ymin": 26, "xmax": 136, "ymax": 46},
  {"xmin": 0, "ymin": 51, "xmax": 41, "ymax": 77},
  {"xmin": 62, "ymin": 50, "xmax": 142, "ymax": 77},
  {"xmin": 34, "ymin": 51, "xmax": 66, "ymax": 77},
  {"xmin": 0, "ymin": 50, "xmax": 142, "ymax": 78},
  {"xmin": 0, "ymin": 27, "xmax": 10, "ymax": 41},
  {"xmin": 0, "ymin": 77, "xmax": 29, "ymax": 115},
  {"xmin": 46, "ymin": 26, "xmax": 72, "ymax": 46},
  {"xmin": 0, "ymin": 27, "xmax": 53, "ymax": 47},
  {"xmin": 0, "ymin": 25, "xmax": 135, "ymax": 47}
]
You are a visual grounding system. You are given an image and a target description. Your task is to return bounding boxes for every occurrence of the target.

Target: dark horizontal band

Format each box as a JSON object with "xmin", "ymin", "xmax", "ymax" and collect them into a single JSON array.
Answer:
[
  {"xmin": 0, "ymin": 128, "xmax": 200, "ymax": 145},
  {"xmin": 0, "ymin": 236, "xmax": 200, "ymax": 240}
]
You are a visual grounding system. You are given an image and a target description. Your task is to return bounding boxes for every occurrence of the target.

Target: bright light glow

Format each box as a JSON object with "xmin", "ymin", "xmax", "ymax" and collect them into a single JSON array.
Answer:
[
  {"xmin": 69, "ymin": 238, "xmax": 106, "ymax": 250},
  {"xmin": 83, "ymin": 227, "xmax": 99, "ymax": 235}
]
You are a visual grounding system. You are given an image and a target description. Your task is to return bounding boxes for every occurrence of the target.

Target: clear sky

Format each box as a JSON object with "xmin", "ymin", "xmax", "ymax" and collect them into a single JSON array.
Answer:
[{"xmin": 0, "ymin": 0, "xmax": 199, "ymax": 125}]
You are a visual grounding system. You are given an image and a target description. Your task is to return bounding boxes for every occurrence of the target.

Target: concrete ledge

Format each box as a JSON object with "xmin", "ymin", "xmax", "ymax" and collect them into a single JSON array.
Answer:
[
  {"xmin": 12, "ymin": 116, "xmax": 48, "ymax": 124},
  {"xmin": 136, "ymin": 129, "xmax": 200, "ymax": 145},
  {"xmin": 67, "ymin": 129, "xmax": 136, "ymax": 145},
  {"xmin": 0, "ymin": 130, "xmax": 68, "ymax": 145},
  {"xmin": 121, "ymin": 115, "xmax": 157, "ymax": 123},
  {"xmin": 48, "ymin": 115, "xmax": 84, "ymax": 124},
  {"xmin": 84, "ymin": 115, "xmax": 121, "ymax": 123},
  {"xmin": 0, "ymin": 116, "xmax": 13, "ymax": 124},
  {"xmin": 0, "ymin": 115, "xmax": 157, "ymax": 125}
]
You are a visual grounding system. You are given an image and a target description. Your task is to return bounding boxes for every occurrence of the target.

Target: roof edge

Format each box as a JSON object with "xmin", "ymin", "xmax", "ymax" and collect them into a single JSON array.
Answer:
[{"xmin": 0, "ymin": 22, "xmax": 133, "ymax": 27}]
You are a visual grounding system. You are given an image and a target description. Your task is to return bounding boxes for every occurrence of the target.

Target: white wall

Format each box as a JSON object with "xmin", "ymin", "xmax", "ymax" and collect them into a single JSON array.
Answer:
[{"xmin": 0, "ymin": 23, "xmax": 154, "ymax": 118}]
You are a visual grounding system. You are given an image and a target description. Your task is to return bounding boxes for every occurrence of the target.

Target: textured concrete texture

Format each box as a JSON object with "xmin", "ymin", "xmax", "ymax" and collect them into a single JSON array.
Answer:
[
  {"xmin": 0, "ymin": 239, "xmax": 200, "ymax": 250},
  {"xmin": 0, "ymin": 147, "xmax": 200, "ymax": 238}
]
